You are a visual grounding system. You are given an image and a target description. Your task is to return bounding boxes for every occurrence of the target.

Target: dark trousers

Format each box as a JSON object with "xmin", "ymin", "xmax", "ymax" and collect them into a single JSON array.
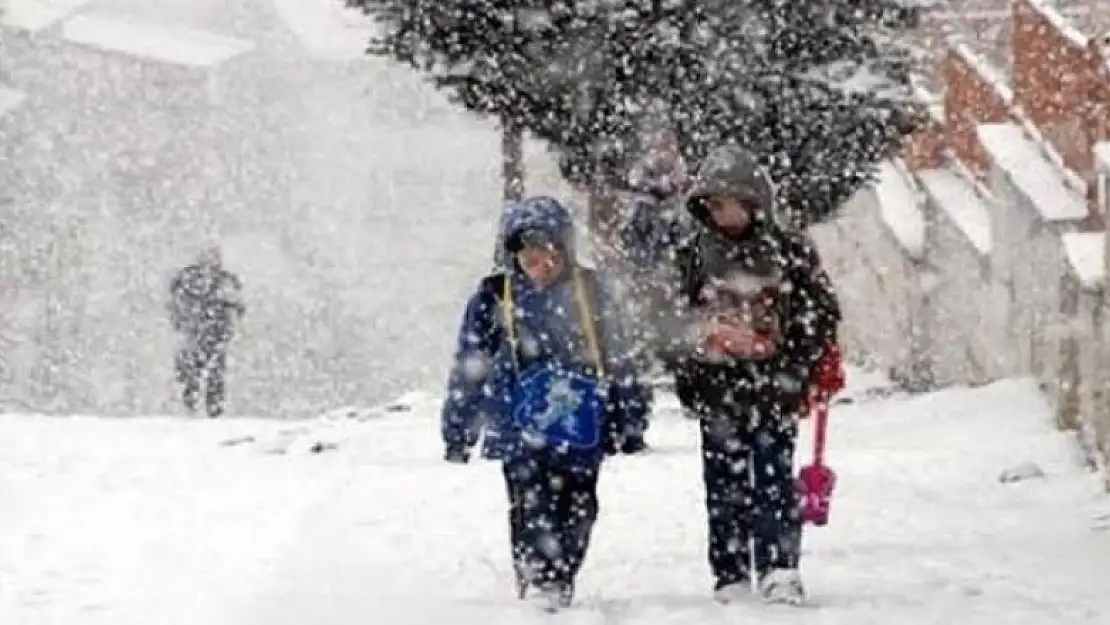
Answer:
[
  {"xmin": 502, "ymin": 455, "xmax": 600, "ymax": 587},
  {"xmin": 699, "ymin": 416, "xmax": 801, "ymax": 589},
  {"xmin": 175, "ymin": 331, "xmax": 229, "ymax": 417}
]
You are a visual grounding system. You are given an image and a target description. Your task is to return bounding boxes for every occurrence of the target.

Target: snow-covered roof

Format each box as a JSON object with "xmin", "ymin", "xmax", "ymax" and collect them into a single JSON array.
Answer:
[
  {"xmin": 61, "ymin": 14, "xmax": 255, "ymax": 67},
  {"xmin": 1, "ymin": 0, "xmax": 94, "ymax": 32},
  {"xmin": 874, "ymin": 160, "xmax": 926, "ymax": 259},
  {"xmin": 271, "ymin": 0, "xmax": 379, "ymax": 60},
  {"xmin": 917, "ymin": 167, "xmax": 992, "ymax": 256},
  {"xmin": 1095, "ymin": 142, "xmax": 1110, "ymax": 173},
  {"xmin": 1061, "ymin": 232, "xmax": 1104, "ymax": 290},
  {"xmin": 951, "ymin": 42, "xmax": 1013, "ymax": 104},
  {"xmin": 0, "ymin": 85, "xmax": 25, "ymax": 119},
  {"xmin": 976, "ymin": 122, "xmax": 1088, "ymax": 223}
]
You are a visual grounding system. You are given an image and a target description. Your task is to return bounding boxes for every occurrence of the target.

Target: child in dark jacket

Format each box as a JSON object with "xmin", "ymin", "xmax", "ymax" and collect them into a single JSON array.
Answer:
[
  {"xmin": 441, "ymin": 196, "xmax": 649, "ymax": 612},
  {"xmin": 620, "ymin": 144, "xmax": 841, "ymax": 605}
]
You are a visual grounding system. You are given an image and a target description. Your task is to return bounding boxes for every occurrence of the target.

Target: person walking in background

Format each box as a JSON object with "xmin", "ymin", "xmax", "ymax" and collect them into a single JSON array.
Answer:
[
  {"xmin": 168, "ymin": 245, "xmax": 245, "ymax": 418},
  {"xmin": 604, "ymin": 125, "xmax": 695, "ymax": 451}
]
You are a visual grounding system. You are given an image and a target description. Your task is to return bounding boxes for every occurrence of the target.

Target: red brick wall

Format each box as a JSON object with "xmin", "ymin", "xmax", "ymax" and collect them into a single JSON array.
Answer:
[
  {"xmin": 904, "ymin": 109, "xmax": 946, "ymax": 170},
  {"xmin": 942, "ymin": 47, "xmax": 1012, "ymax": 180},
  {"xmin": 1085, "ymin": 49, "xmax": 1110, "ymax": 149},
  {"xmin": 904, "ymin": 0, "xmax": 1110, "ymax": 224},
  {"xmin": 1012, "ymin": 0, "xmax": 1097, "ymax": 173}
]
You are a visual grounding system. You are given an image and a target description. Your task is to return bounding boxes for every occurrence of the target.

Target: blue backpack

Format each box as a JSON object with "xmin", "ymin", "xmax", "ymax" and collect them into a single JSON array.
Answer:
[{"xmin": 499, "ymin": 268, "xmax": 608, "ymax": 453}]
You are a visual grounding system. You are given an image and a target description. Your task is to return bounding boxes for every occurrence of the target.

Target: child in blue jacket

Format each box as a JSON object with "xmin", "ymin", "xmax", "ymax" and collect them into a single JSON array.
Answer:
[{"xmin": 440, "ymin": 195, "xmax": 649, "ymax": 612}]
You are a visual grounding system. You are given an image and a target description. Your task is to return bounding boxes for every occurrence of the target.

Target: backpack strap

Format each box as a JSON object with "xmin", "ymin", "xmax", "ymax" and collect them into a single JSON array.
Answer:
[
  {"xmin": 501, "ymin": 275, "xmax": 519, "ymax": 371},
  {"xmin": 479, "ymin": 273, "xmax": 519, "ymax": 370},
  {"xmin": 489, "ymin": 270, "xmax": 605, "ymax": 380},
  {"xmin": 571, "ymin": 266, "xmax": 606, "ymax": 379}
]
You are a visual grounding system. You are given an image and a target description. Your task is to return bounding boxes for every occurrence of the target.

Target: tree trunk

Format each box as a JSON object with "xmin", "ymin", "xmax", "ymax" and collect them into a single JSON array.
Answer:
[{"xmin": 501, "ymin": 116, "xmax": 524, "ymax": 202}]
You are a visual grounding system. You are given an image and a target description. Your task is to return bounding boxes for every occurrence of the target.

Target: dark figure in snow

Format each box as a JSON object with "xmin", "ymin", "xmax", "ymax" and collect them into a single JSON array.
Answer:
[
  {"xmin": 168, "ymin": 246, "xmax": 244, "ymax": 418},
  {"xmin": 613, "ymin": 127, "xmax": 697, "ymax": 395},
  {"xmin": 620, "ymin": 144, "xmax": 841, "ymax": 605},
  {"xmin": 440, "ymin": 196, "xmax": 649, "ymax": 612}
]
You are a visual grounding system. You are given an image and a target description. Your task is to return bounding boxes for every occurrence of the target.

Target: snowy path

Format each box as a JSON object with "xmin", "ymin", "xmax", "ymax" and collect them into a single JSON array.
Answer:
[
  {"xmin": 242, "ymin": 378, "xmax": 1110, "ymax": 624},
  {"xmin": 3, "ymin": 377, "xmax": 1110, "ymax": 624}
]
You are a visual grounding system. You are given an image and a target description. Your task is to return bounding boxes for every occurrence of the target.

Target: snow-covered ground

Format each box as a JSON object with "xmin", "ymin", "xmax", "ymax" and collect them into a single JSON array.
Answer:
[
  {"xmin": 3, "ymin": 371, "xmax": 1109, "ymax": 624},
  {"xmin": 3, "ymin": 4, "xmax": 1110, "ymax": 624}
]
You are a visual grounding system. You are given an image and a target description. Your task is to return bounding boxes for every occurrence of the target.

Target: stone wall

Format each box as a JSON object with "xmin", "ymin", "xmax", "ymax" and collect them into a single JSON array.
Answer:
[{"xmin": 819, "ymin": 0, "xmax": 1110, "ymax": 484}]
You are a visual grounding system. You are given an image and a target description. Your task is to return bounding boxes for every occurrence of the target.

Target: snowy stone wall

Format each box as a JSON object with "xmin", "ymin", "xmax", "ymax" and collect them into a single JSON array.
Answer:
[
  {"xmin": 826, "ymin": 1, "xmax": 1110, "ymax": 480},
  {"xmin": 979, "ymin": 122, "xmax": 1087, "ymax": 383},
  {"xmin": 1055, "ymin": 234, "xmax": 1106, "ymax": 477},
  {"xmin": 916, "ymin": 169, "xmax": 994, "ymax": 386},
  {"xmin": 1057, "ymin": 145, "xmax": 1110, "ymax": 478},
  {"xmin": 812, "ymin": 162, "xmax": 927, "ymax": 385}
]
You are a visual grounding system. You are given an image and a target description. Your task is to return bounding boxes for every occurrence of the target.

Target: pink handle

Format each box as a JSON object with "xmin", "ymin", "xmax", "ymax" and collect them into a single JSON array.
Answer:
[{"xmin": 811, "ymin": 390, "xmax": 830, "ymax": 466}]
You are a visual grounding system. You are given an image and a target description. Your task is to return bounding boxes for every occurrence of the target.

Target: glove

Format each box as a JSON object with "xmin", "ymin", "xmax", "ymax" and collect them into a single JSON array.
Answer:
[
  {"xmin": 813, "ymin": 343, "xmax": 846, "ymax": 397},
  {"xmin": 443, "ymin": 446, "xmax": 471, "ymax": 464},
  {"xmin": 620, "ymin": 435, "xmax": 648, "ymax": 455},
  {"xmin": 604, "ymin": 435, "xmax": 620, "ymax": 457}
]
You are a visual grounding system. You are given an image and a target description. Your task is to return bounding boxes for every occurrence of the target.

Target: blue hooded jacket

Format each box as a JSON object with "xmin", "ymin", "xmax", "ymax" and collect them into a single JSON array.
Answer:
[{"xmin": 441, "ymin": 196, "xmax": 650, "ymax": 464}]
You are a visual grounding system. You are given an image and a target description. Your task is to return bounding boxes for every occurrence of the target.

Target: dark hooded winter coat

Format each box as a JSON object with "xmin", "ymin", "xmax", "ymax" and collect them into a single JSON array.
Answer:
[
  {"xmin": 622, "ymin": 145, "xmax": 841, "ymax": 419},
  {"xmin": 441, "ymin": 196, "xmax": 650, "ymax": 463}
]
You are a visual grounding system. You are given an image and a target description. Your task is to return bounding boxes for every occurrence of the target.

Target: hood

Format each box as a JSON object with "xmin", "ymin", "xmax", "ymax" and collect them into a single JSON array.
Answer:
[
  {"xmin": 686, "ymin": 144, "xmax": 777, "ymax": 232},
  {"xmin": 627, "ymin": 143, "xmax": 691, "ymax": 200},
  {"xmin": 492, "ymin": 201, "xmax": 522, "ymax": 269},
  {"xmin": 498, "ymin": 195, "xmax": 576, "ymax": 269},
  {"xmin": 628, "ymin": 163, "xmax": 691, "ymax": 201}
]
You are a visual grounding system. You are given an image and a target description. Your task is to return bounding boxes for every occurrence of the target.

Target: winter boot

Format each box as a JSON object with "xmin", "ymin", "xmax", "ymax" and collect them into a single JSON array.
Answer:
[
  {"xmin": 758, "ymin": 569, "xmax": 805, "ymax": 606},
  {"xmin": 712, "ymin": 578, "xmax": 752, "ymax": 604},
  {"xmin": 514, "ymin": 563, "xmax": 530, "ymax": 600},
  {"xmin": 557, "ymin": 581, "xmax": 575, "ymax": 608},
  {"xmin": 620, "ymin": 436, "xmax": 649, "ymax": 455},
  {"xmin": 182, "ymin": 384, "xmax": 199, "ymax": 412},
  {"xmin": 531, "ymin": 583, "xmax": 564, "ymax": 613},
  {"xmin": 205, "ymin": 384, "xmax": 224, "ymax": 418}
]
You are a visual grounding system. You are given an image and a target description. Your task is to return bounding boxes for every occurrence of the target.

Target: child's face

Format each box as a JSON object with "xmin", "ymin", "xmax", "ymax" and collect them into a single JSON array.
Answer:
[
  {"xmin": 704, "ymin": 196, "xmax": 752, "ymax": 233},
  {"xmin": 517, "ymin": 246, "xmax": 565, "ymax": 286}
]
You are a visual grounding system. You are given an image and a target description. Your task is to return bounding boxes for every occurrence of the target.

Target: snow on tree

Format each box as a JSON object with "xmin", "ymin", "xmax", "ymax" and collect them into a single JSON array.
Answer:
[
  {"xmin": 349, "ymin": 0, "xmax": 577, "ymax": 201},
  {"xmin": 354, "ymin": 0, "xmax": 926, "ymax": 227},
  {"xmin": 541, "ymin": 0, "xmax": 927, "ymax": 227}
]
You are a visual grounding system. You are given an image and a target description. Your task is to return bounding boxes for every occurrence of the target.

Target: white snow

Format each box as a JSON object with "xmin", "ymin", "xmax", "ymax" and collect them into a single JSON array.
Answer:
[
  {"xmin": 977, "ymin": 122, "xmax": 1089, "ymax": 223},
  {"xmin": 874, "ymin": 160, "xmax": 926, "ymax": 258},
  {"xmin": 270, "ymin": 0, "xmax": 378, "ymax": 60},
  {"xmin": 1062, "ymin": 232, "xmax": 1105, "ymax": 289},
  {"xmin": 0, "ymin": 0, "xmax": 93, "ymax": 31},
  {"xmin": 1095, "ymin": 142, "xmax": 1110, "ymax": 173},
  {"xmin": 60, "ymin": 14, "xmax": 255, "ymax": 67},
  {"xmin": 0, "ymin": 85, "xmax": 25, "ymax": 118},
  {"xmin": 4, "ymin": 373, "xmax": 1110, "ymax": 624},
  {"xmin": 917, "ymin": 167, "xmax": 993, "ymax": 255}
]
